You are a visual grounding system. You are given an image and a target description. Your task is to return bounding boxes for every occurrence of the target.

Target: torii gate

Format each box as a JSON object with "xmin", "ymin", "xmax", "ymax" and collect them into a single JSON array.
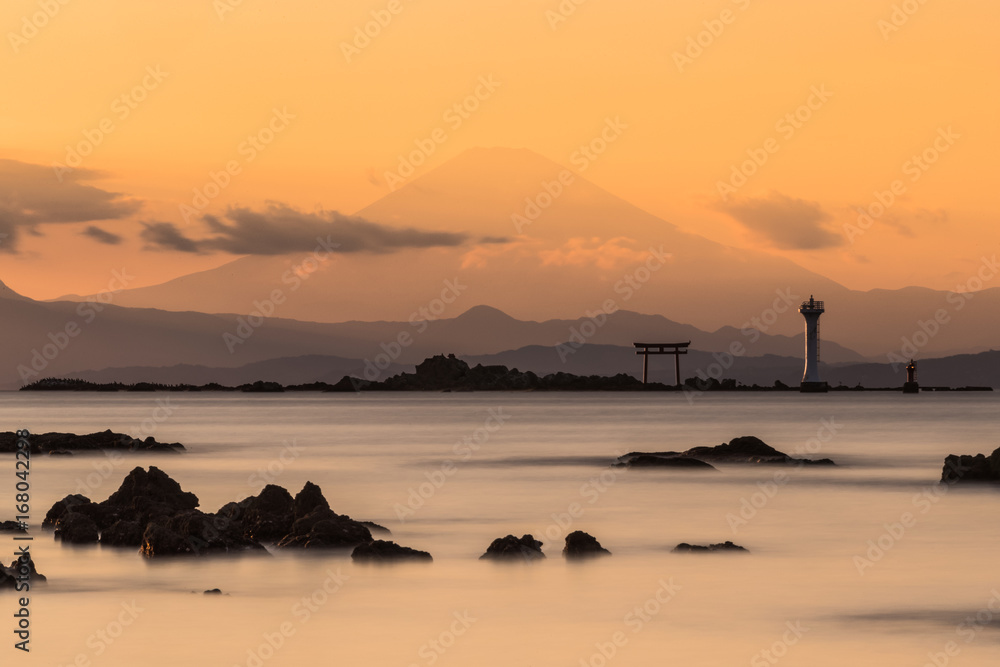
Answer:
[{"xmin": 633, "ymin": 341, "xmax": 691, "ymax": 386}]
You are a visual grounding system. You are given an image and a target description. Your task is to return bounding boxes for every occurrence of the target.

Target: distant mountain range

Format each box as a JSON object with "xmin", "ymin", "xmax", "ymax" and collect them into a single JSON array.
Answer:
[
  {"xmin": 1, "ymin": 276, "xmax": 865, "ymax": 389},
  {"xmin": 49, "ymin": 147, "xmax": 1000, "ymax": 358}
]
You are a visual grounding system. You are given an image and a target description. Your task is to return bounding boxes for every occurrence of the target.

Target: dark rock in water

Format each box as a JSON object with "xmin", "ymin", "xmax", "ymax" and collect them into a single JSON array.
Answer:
[
  {"xmin": 352, "ymin": 540, "xmax": 433, "ymax": 563},
  {"xmin": 140, "ymin": 510, "xmax": 264, "ymax": 557},
  {"xmin": 615, "ymin": 454, "xmax": 717, "ymax": 470},
  {"xmin": 48, "ymin": 449, "xmax": 73, "ymax": 456},
  {"xmin": 43, "ymin": 494, "xmax": 103, "ymax": 529},
  {"xmin": 617, "ymin": 436, "xmax": 835, "ymax": 468},
  {"xmin": 360, "ymin": 521, "xmax": 392, "ymax": 536},
  {"xmin": 204, "ymin": 588, "xmax": 223, "ymax": 595},
  {"xmin": 672, "ymin": 541, "xmax": 748, "ymax": 553},
  {"xmin": 218, "ymin": 484, "xmax": 295, "ymax": 543},
  {"xmin": 277, "ymin": 508, "xmax": 373, "ymax": 550},
  {"xmin": 684, "ymin": 436, "xmax": 834, "ymax": 465},
  {"xmin": 480, "ymin": 534, "xmax": 545, "ymax": 561},
  {"xmin": 0, "ymin": 520, "xmax": 27, "ymax": 533},
  {"xmin": 103, "ymin": 466, "xmax": 200, "ymax": 528},
  {"xmin": 293, "ymin": 482, "xmax": 330, "ymax": 519},
  {"xmin": 563, "ymin": 531, "xmax": 611, "ymax": 560},
  {"xmin": 100, "ymin": 520, "xmax": 145, "ymax": 547},
  {"xmin": 1, "ymin": 555, "xmax": 46, "ymax": 589},
  {"xmin": 0, "ymin": 429, "xmax": 185, "ymax": 454},
  {"xmin": 941, "ymin": 447, "xmax": 1000, "ymax": 484},
  {"xmin": 55, "ymin": 512, "xmax": 100, "ymax": 544}
]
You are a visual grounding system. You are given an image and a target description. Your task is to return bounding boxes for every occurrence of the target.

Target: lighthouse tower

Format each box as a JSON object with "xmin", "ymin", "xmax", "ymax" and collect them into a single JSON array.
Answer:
[{"xmin": 799, "ymin": 296, "xmax": 828, "ymax": 393}]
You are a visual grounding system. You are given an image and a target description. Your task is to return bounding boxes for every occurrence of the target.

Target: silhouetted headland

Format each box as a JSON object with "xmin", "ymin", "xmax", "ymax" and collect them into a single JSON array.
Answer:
[{"xmin": 19, "ymin": 354, "xmax": 991, "ymax": 393}]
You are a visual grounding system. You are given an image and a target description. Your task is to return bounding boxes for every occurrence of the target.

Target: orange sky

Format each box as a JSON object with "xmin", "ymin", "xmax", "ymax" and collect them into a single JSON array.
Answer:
[{"xmin": 1, "ymin": 0, "xmax": 997, "ymax": 300}]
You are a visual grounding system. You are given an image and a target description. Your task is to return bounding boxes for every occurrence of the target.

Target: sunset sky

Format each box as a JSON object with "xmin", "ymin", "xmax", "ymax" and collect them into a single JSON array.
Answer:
[{"xmin": 1, "ymin": 0, "xmax": 997, "ymax": 302}]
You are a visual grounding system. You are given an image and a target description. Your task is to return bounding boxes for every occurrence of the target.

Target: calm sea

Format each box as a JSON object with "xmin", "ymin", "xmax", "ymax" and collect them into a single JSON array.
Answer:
[{"xmin": 1, "ymin": 392, "xmax": 998, "ymax": 666}]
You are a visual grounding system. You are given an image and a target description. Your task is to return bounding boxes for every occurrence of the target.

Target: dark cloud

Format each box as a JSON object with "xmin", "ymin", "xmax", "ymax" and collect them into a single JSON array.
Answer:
[
  {"xmin": 143, "ymin": 203, "xmax": 473, "ymax": 255},
  {"xmin": 81, "ymin": 225, "xmax": 123, "ymax": 245},
  {"xmin": 140, "ymin": 222, "xmax": 201, "ymax": 253},
  {"xmin": 715, "ymin": 192, "xmax": 843, "ymax": 250},
  {"xmin": 0, "ymin": 159, "xmax": 140, "ymax": 253}
]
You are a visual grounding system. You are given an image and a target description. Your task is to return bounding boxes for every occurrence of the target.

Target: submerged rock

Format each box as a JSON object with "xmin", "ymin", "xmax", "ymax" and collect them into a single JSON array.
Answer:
[
  {"xmin": 55, "ymin": 513, "xmax": 100, "ymax": 544},
  {"xmin": 480, "ymin": 534, "xmax": 545, "ymax": 561},
  {"xmin": 44, "ymin": 469, "xmax": 381, "ymax": 557},
  {"xmin": 217, "ymin": 484, "xmax": 295, "ymax": 543},
  {"xmin": 0, "ymin": 430, "xmax": 185, "ymax": 454},
  {"xmin": 0, "ymin": 555, "xmax": 46, "ymax": 589},
  {"xmin": 563, "ymin": 531, "xmax": 611, "ymax": 560},
  {"xmin": 100, "ymin": 520, "xmax": 146, "ymax": 548},
  {"xmin": 352, "ymin": 540, "xmax": 433, "ymax": 563},
  {"xmin": 941, "ymin": 447, "xmax": 1000, "ymax": 484},
  {"xmin": 617, "ymin": 436, "xmax": 835, "ymax": 468},
  {"xmin": 276, "ymin": 507, "xmax": 373, "ymax": 550},
  {"xmin": 140, "ymin": 510, "xmax": 264, "ymax": 557},
  {"xmin": 672, "ymin": 541, "xmax": 748, "ymax": 554},
  {"xmin": 615, "ymin": 455, "xmax": 716, "ymax": 470},
  {"xmin": 293, "ymin": 481, "xmax": 330, "ymax": 519}
]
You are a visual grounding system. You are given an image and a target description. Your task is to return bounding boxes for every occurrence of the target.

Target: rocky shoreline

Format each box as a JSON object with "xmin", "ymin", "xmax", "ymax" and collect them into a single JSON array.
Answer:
[{"xmin": 0, "ymin": 430, "xmax": 184, "ymax": 454}]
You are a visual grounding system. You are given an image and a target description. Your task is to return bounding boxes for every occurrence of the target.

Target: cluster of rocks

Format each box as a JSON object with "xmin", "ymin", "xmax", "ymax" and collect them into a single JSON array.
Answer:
[
  {"xmin": 672, "ymin": 541, "xmax": 748, "ymax": 554},
  {"xmin": 0, "ymin": 520, "xmax": 27, "ymax": 533},
  {"xmin": 0, "ymin": 555, "xmax": 45, "ymax": 590},
  {"xmin": 0, "ymin": 430, "xmax": 184, "ymax": 454},
  {"xmin": 615, "ymin": 436, "xmax": 835, "ymax": 469},
  {"xmin": 43, "ymin": 467, "xmax": 426, "ymax": 560},
  {"xmin": 941, "ymin": 446, "xmax": 1000, "ymax": 484},
  {"xmin": 480, "ymin": 531, "xmax": 612, "ymax": 562},
  {"xmin": 329, "ymin": 354, "xmax": 645, "ymax": 393}
]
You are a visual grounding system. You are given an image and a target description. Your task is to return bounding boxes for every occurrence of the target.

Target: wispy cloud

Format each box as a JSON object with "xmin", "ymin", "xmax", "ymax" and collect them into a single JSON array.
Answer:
[
  {"xmin": 0, "ymin": 159, "xmax": 139, "ymax": 253},
  {"xmin": 142, "ymin": 202, "xmax": 474, "ymax": 255},
  {"xmin": 81, "ymin": 225, "xmax": 123, "ymax": 245},
  {"xmin": 715, "ymin": 192, "xmax": 843, "ymax": 250}
]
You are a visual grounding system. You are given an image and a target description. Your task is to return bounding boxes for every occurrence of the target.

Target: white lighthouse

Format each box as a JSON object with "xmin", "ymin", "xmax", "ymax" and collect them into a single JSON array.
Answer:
[{"xmin": 799, "ymin": 296, "xmax": 828, "ymax": 393}]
